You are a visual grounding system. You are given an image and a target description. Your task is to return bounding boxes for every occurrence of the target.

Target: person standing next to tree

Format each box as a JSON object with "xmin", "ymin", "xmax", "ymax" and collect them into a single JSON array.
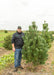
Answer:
[{"xmin": 12, "ymin": 26, "xmax": 24, "ymax": 72}]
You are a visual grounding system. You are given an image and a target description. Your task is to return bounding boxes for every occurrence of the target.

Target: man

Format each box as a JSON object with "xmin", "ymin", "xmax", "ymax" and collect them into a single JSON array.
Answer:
[{"xmin": 12, "ymin": 26, "xmax": 24, "ymax": 72}]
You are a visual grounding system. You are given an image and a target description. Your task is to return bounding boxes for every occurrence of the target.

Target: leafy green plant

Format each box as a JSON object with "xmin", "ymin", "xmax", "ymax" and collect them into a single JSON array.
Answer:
[{"xmin": 0, "ymin": 52, "xmax": 14, "ymax": 70}]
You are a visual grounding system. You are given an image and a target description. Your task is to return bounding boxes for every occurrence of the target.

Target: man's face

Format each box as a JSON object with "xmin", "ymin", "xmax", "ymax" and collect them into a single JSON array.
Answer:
[{"xmin": 17, "ymin": 29, "xmax": 22, "ymax": 33}]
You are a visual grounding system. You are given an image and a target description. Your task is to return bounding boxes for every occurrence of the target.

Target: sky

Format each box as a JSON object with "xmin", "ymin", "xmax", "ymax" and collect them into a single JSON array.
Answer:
[{"xmin": 0, "ymin": 0, "xmax": 54, "ymax": 31}]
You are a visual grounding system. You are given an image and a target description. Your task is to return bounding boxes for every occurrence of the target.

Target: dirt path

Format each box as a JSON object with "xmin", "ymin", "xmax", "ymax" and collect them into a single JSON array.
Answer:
[{"xmin": 0, "ymin": 41, "xmax": 54, "ymax": 75}]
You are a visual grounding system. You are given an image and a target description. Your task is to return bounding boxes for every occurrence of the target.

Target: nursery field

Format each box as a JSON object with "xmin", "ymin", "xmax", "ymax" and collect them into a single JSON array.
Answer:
[
  {"xmin": 0, "ymin": 30, "xmax": 54, "ymax": 75},
  {"xmin": 0, "ymin": 41, "xmax": 54, "ymax": 75}
]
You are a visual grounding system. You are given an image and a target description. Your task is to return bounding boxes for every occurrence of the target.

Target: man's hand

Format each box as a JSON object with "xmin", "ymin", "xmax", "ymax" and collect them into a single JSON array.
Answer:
[
  {"xmin": 12, "ymin": 43, "xmax": 15, "ymax": 52},
  {"xmin": 12, "ymin": 47, "xmax": 15, "ymax": 52}
]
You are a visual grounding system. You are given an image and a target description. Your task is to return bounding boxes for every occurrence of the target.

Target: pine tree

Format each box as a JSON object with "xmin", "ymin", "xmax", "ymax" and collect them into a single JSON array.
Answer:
[
  {"xmin": 22, "ymin": 21, "xmax": 49, "ymax": 65},
  {"xmin": 42, "ymin": 21, "xmax": 52, "ymax": 48}
]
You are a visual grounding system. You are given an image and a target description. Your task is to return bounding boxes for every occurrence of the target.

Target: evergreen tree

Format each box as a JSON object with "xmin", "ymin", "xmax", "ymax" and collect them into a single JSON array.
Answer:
[
  {"xmin": 22, "ymin": 21, "xmax": 49, "ymax": 65},
  {"xmin": 42, "ymin": 21, "xmax": 52, "ymax": 48}
]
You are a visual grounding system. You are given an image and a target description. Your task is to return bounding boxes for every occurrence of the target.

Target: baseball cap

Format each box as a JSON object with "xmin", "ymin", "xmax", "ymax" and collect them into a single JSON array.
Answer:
[{"xmin": 17, "ymin": 26, "xmax": 21, "ymax": 29}]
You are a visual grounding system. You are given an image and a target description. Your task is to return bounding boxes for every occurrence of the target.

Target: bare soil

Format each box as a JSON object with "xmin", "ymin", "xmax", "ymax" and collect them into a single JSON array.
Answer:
[{"xmin": 0, "ymin": 47, "xmax": 11, "ymax": 57}]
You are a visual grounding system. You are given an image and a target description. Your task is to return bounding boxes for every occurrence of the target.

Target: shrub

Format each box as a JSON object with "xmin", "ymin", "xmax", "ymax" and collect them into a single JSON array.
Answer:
[
  {"xmin": 4, "ymin": 30, "xmax": 8, "ymax": 33},
  {"xmin": 22, "ymin": 21, "xmax": 49, "ymax": 65},
  {"xmin": 3, "ymin": 35, "xmax": 12, "ymax": 50}
]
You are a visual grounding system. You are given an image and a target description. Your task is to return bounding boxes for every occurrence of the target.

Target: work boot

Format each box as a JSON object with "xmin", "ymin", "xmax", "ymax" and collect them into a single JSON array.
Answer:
[
  {"xmin": 18, "ymin": 65, "xmax": 24, "ymax": 69},
  {"xmin": 13, "ymin": 67, "xmax": 18, "ymax": 72}
]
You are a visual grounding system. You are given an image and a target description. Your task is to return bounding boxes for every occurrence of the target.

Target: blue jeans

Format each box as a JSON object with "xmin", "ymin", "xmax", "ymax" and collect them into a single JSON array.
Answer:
[{"xmin": 14, "ymin": 48, "xmax": 22, "ymax": 68}]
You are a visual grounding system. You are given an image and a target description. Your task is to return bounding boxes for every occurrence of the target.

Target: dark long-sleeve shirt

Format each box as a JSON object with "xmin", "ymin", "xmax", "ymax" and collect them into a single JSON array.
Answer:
[{"xmin": 12, "ymin": 31, "xmax": 24, "ymax": 49}]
